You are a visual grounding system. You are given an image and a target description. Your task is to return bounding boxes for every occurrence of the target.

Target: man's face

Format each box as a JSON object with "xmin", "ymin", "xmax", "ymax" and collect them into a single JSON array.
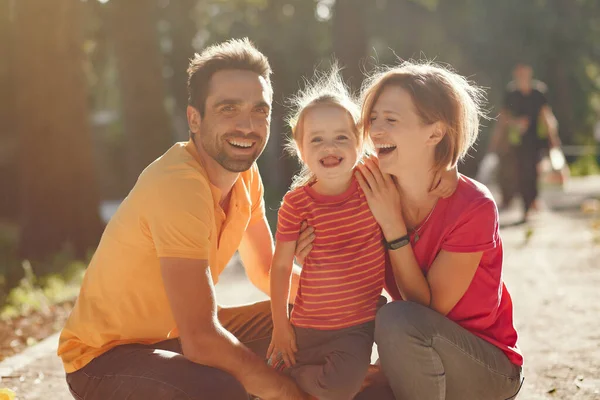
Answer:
[
  {"xmin": 191, "ymin": 69, "xmax": 272, "ymax": 173},
  {"xmin": 513, "ymin": 64, "xmax": 533, "ymax": 89}
]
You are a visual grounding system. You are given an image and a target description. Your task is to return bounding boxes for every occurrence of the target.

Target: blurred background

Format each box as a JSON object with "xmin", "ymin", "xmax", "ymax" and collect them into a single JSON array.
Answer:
[{"xmin": 1, "ymin": 1, "xmax": 600, "ymax": 398}]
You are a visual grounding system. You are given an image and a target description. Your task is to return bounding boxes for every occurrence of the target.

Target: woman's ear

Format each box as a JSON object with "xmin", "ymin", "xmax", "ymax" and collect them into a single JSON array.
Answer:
[{"xmin": 427, "ymin": 121, "xmax": 446, "ymax": 146}]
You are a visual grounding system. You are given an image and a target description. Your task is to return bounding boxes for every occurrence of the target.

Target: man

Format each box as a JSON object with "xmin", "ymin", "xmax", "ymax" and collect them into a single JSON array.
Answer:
[
  {"xmin": 58, "ymin": 38, "xmax": 312, "ymax": 400},
  {"xmin": 489, "ymin": 62, "xmax": 561, "ymax": 221}
]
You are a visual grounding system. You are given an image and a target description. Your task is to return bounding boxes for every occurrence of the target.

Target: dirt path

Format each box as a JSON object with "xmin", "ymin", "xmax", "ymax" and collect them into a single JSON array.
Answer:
[
  {"xmin": 1, "ymin": 209, "xmax": 599, "ymax": 399},
  {"xmin": 501, "ymin": 210, "xmax": 600, "ymax": 399}
]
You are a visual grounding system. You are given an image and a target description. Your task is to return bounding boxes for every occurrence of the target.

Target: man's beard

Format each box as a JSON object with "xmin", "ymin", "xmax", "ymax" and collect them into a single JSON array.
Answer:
[{"xmin": 201, "ymin": 130, "xmax": 266, "ymax": 173}]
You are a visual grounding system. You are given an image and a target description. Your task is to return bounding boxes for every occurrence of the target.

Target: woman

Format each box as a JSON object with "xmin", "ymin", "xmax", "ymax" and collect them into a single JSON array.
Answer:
[{"xmin": 353, "ymin": 62, "xmax": 523, "ymax": 400}]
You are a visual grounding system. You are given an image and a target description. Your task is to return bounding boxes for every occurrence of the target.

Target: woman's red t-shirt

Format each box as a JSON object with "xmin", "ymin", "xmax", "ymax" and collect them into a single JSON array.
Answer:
[{"xmin": 384, "ymin": 175, "xmax": 523, "ymax": 366}]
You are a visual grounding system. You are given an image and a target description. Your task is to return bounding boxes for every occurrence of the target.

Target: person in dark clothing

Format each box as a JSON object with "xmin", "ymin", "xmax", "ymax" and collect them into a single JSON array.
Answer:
[{"xmin": 489, "ymin": 63, "xmax": 561, "ymax": 221}]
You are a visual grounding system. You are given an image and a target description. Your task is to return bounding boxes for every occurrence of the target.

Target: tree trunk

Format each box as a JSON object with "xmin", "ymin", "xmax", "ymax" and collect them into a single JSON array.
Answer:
[
  {"xmin": 166, "ymin": 0, "xmax": 197, "ymax": 141},
  {"xmin": 546, "ymin": 0, "xmax": 577, "ymax": 145},
  {"xmin": 14, "ymin": 0, "xmax": 103, "ymax": 262},
  {"xmin": 109, "ymin": 0, "xmax": 172, "ymax": 188},
  {"xmin": 333, "ymin": 0, "xmax": 368, "ymax": 91},
  {"xmin": 0, "ymin": 0, "xmax": 18, "ymax": 221}
]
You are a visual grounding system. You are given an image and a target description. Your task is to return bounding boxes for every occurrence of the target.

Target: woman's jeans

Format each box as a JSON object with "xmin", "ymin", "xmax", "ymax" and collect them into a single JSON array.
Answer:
[{"xmin": 359, "ymin": 301, "xmax": 523, "ymax": 400}]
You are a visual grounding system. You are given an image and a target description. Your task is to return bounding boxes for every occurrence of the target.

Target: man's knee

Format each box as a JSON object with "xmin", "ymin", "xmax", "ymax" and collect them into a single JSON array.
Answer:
[
  {"xmin": 189, "ymin": 367, "xmax": 247, "ymax": 400},
  {"xmin": 375, "ymin": 301, "xmax": 436, "ymax": 347}
]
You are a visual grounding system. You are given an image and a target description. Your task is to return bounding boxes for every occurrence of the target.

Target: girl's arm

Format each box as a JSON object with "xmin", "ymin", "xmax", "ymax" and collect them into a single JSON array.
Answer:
[
  {"xmin": 267, "ymin": 240, "xmax": 299, "ymax": 366},
  {"xmin": 270, "ymin": 240, "xmax": 297, "ymax": 327}
]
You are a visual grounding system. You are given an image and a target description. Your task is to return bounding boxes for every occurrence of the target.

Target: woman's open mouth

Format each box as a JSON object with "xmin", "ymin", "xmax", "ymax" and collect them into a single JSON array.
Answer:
[{"xmin": 376, "ymin": 143, "xmax": 397, "ymax": 156}]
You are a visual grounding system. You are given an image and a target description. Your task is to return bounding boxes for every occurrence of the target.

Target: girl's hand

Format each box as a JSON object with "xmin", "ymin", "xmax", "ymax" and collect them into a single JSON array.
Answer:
[
  {"xmin": 360, "ymin": 364, "xmax": 389, "ymax": 390},
  {"xmin": 294, "ymin": 221, "xmax": 314, "ymax": 267},
  {"xmin": 430, "ymin": 165, "xmax": 459, "ymax": 198},
  {"xmin": 267, "ymin": 321, "xmax": 298, "ymax": 368},
  {"xmin": 355, "ymin": 156, "xmax": 406, "ymax": 240}
]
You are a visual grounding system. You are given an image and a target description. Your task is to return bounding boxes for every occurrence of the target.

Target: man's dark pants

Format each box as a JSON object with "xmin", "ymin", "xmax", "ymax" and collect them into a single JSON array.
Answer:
[{"xmin": 66, "ymin": 301, "xmax": 274, "ymax": 400}]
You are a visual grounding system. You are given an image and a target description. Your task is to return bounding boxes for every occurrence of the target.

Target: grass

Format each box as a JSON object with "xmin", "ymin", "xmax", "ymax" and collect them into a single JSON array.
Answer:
[
  {"xmin": 569, "ymin": 152, "xmax": 600, "ymax": 177},
  {"xmin": 0, "ymin": 221, "xmax": 88, "ymax": 320},
  {"xmin": 1, "ymin": 258, "xmax": 86, "ymax": 320}
]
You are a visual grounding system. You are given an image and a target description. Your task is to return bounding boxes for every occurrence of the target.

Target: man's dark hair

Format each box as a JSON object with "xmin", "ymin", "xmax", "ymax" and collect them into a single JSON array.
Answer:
[{"xmin": 187, "ymin": 38, "xmax": 272, "ymax": 117}]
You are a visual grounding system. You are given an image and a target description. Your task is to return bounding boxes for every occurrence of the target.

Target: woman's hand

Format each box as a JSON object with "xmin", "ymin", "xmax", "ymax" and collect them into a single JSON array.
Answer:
[
  {"xmin": 360, "ymin": 364, "xmax": 389, "ymax": 391},
  {"xmin": 430, "ymin": 165, "xmax": 459, "ymax": 198},
  {"xmin": 294, "ymin": 221, "xmax": 314, "ymax": 267},
  {"xmin": 267, "ymin": 321, "xmax": 298, "ymax": 368},
  {"xmin": 355, "ymin": 156, "xmax": 406, "ymax": 240}
]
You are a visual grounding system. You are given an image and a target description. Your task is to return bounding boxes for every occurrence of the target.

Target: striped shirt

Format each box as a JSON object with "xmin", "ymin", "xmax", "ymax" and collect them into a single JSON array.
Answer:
[{"xmin": 276, "ymin": 179, "xmax": 386, "ymax": 330}]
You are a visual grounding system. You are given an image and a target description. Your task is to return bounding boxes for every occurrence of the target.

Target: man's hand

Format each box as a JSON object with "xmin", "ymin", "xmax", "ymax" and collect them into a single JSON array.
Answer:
[
  {"xmin": 294, "ymin": 221, "xmax": 314, "ymax": 267},
  {"xmin": 267, "ymin": 321, "xmax": 298, "ymax": 368},
  {"xmin": 160, "ymin": 257, "xmax": 306, "ymax": 400}
]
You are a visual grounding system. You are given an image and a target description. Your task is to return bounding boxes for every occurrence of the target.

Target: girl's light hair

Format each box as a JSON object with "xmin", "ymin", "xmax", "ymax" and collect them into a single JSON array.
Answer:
[
  {"xmin": 360, "ymin": 60, "xmax": 488, "ymax": 170},
  {"xmin": 286, "ymin": 64, "xmax": 366, "ymax": 190}
]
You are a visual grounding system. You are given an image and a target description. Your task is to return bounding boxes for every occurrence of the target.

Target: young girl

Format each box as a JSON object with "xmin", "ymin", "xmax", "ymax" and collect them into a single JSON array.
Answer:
[
  {"xmin": 267, "ymin": 68, "xmax": 382, "ymax": 400},
  {"xmin": 267, "ymin": 67, "xmax": 457, "ymax": 400}
]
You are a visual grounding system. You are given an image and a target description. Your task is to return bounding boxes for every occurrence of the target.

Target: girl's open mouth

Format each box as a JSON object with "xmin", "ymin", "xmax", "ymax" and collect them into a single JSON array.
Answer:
[{"xmin": 320, "ymin": 155, "xmax": 343, "ymax": 168}]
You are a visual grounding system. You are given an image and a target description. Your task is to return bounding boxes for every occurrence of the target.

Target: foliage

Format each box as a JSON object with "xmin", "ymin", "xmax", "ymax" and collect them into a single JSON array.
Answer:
[
  {"xmin": 1, "ymin": 258, "xmax": 85, "ymax": 320},
  {"xmin": 569, "ymin": 153, "xmax": 600, "ymax": 177},
  {"xmin": 4, "ymin": 0, "xmax": 600, "ymax": 262}
]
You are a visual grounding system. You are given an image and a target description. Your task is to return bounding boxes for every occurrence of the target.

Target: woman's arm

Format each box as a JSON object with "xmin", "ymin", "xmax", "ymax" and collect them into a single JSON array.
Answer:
[
  {"xmin": 385, "ymin": 245, "xmax": 482, "ymax": 314},
  {"xmin": 355, "ymin": 158, "xmax": 432, "ymax": 305},
  {"xmin": 356, "ymin": 157, "xmax": 487, "ymax": 315},
  {"xmin": 427, "ymin": 250, "xmax": 482, "ymax": 315}
]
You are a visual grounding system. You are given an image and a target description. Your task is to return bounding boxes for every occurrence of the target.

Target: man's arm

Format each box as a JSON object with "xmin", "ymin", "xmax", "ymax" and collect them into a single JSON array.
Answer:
[
  {"xmin": 239, "ymin": 217, "xmax": 301, "ymax": 304},
  {"xmin": 540, "ymin": 105, "xmax": 561, "ymax": 148},
  {"xmin": 160, "ymin": 257, "xmax": 307, "ymax": 400},
  {"xmin": 489, "ymin": 110, "xmax": 508, "ymax": 153}
]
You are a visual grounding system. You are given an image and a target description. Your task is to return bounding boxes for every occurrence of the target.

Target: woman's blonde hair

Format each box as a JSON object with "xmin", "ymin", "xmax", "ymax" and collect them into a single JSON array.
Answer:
[
  {"xmin": 360, "ymin": 60, "xmax": 487, "ymax": 171},
  {"xmin": 286, "ymin": 65, "xmax": 365, "ymax": 190}
]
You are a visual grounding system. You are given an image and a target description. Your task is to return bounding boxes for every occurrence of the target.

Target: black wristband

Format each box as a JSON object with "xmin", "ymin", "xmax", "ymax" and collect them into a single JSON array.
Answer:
[{"xmin": 384, "ymin": 234, "xmax": 410, "ymax": 250}]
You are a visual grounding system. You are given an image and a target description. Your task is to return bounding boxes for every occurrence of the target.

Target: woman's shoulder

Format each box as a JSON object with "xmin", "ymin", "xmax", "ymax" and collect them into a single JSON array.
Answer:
[
  {"xmin": 453, "ymin": 175, "xmax": 495, "ymax": 203},
  {"xmin": 444, "ymin": 175, "xmax": 498, "ymax": 219},
  {"xmin": 437, "ymin": 175, "xmax": 500, "ymax": 251}
]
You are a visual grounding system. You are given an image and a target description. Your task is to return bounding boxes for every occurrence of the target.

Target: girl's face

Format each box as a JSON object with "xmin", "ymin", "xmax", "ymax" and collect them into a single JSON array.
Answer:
[
  {"xmin": 368, "ymin": 85, "xmax": 438, "ymax": 174},
  {"xmin": 300, "ymin": 105, "xmax": 361, "ymax": 184}
]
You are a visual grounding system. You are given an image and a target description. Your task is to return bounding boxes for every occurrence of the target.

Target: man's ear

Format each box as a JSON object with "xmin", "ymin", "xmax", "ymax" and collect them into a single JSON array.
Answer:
[
  {"xmin": 427, "ymin": 121, "xmax": 446, "ymax": 146},
  {"xmin": 187, "ymin": 105, "xmax": 202, "ymax": 135}
]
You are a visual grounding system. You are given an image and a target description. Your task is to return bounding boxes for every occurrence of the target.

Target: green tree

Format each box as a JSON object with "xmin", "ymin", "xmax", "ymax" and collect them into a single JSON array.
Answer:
[
  {"xmin": 333, "ymin": 0, "xmax": 368, "ymax": 90},
  {"xmin": 0, "ymin": 0, "xmax": 18, "ymax": 221},
  {"xmin": 108, "ymin": 0, "xmax": 173, "ymax": 189},
  {"xmin": 14, "ymin": 0, "xmax": 103, "ymax": 262}
]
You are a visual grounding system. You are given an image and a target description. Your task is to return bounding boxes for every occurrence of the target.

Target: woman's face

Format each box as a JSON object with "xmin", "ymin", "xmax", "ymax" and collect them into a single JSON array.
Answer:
[{"xmin": 368, "ymin": 85, "xmax": 436, "ymax": 174}]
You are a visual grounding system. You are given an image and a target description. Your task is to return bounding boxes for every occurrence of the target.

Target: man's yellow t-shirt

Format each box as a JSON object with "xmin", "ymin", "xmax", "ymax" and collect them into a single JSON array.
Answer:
[{"xmin": 57, "ymin": 140, "xmax": 266, "ymax": 373}]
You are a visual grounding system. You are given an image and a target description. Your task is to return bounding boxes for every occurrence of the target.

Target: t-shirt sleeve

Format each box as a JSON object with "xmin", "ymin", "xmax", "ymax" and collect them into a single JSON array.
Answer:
[
  {"xmin": 441, "ymin": 198, "xmax": 499, "ymax": 253},
  {"xmin": 146, "ymin": 176, "xmax": 213, "ymax": 259},
  {"xmin": 248, "ymin": 164, "xmax": 266, "ymax": 226},
  {"xmin": 502, "ymin": 89, "xmax": 513, "ymax": 109},
  {"xmin": 533, "ymin": 80, "xmax": 549, "ymax": 108},
  {"xmin": 275, "ymin": 191, "xmax": 303, "ymax": 242},
  {"xmin": 536, "ymin": 90, "xmax": 549, "ymax": 109}
]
